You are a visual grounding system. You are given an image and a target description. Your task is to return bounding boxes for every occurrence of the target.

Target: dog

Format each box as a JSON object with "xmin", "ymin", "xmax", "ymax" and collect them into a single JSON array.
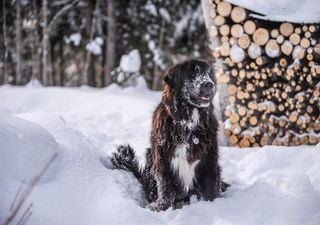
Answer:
[{"xmin": 111, "ymin": 59, "xmax": 228, "ymax": 211}]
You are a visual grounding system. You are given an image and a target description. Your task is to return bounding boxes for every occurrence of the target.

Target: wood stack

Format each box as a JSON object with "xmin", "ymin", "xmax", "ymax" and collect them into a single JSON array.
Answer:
[{"xmin": 209, "ymin": 0, "xmax": 320, "ymax": 147}]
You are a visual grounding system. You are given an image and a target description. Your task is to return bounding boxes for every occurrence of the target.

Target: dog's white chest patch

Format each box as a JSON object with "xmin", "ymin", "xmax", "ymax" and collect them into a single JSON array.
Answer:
[
  {"xmin": 187, "ymin": 108, "xmax": 200, "ymax": 130},
  {"xmin": 171, "ymin": 143, "xmax": 199, "ymax": 191}
]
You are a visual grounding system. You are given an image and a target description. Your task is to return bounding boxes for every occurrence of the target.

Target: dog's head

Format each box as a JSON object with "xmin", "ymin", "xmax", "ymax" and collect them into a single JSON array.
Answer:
[{"xmin": 163, "ymin": 59, "xmax": 216, "ymax": 108}]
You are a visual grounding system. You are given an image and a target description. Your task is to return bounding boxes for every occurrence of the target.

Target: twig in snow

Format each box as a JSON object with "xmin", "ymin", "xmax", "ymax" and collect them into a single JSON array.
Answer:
[{"xmin": 2, "ymin": 153, "xmax": 58, "ymax": 225}]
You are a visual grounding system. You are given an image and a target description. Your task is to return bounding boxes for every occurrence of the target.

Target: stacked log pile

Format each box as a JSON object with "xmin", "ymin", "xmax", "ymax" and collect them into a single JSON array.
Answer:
[{"xmin": 208, "ymin": 0, "xmax": 320, "ymax": 147}]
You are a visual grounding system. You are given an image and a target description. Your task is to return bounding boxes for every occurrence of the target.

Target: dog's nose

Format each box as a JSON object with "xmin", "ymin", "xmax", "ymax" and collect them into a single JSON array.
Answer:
[{"xmin": 201, "ymin": 82, "xmax": 214, "ymax": 93}]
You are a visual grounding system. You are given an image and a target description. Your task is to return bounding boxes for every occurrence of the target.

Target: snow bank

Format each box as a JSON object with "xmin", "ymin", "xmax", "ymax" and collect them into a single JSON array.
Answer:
[
  {"xmin": 0, "ymin": 114, "xmax": 60, "ymax": 183},
  {"xmin": 226, "ymin": 0, "xmax": 320, "ymax": 23},
  {"xmin": 0, "ymin": 85, "xmax": 319, "ymax": 225}
]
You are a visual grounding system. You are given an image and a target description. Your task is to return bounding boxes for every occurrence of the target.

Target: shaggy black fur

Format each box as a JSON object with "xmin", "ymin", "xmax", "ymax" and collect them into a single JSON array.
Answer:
[{"xmin": 111, "ymin": 59, "xmax": 228, "ymax": 211}]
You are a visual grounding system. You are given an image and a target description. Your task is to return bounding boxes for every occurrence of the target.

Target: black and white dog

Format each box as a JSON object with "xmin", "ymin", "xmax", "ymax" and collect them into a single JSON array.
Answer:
[{"xmin": 111, "ymin": 59, "xmax": 228, "ymax": 211}]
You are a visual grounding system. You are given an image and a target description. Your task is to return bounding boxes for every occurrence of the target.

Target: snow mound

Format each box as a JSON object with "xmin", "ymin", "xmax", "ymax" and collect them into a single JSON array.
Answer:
[
  {"xmin": 120, "ymin": 49, "xmax": 141, "ymax": 73},
  {"xmin": 0, "ymin": 114, "xmax": 60, "ymax": 183}
]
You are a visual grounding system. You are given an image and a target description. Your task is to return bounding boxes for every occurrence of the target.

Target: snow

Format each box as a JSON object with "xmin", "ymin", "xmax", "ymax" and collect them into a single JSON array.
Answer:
[
  {"xmin": 0, "ymin": 114, "xmax": 60, "ymax": 183},
  {"xmin": 86, "ymin": 37, "xmax": 103, "ymax": 55},
  {"xmin": 64, "ymin": 33, "xmax": 81, "ymax": 46},
  {"xmin": 226, "ymin": 0, "xmax": 320, "ymax": 23},
  {"xmin": 120, "ymin": 49, "xmax": 141, "ymax": 73},
  {"xmin": 0, "ymin": 83, "xmax": 320, "ymax": 225}
]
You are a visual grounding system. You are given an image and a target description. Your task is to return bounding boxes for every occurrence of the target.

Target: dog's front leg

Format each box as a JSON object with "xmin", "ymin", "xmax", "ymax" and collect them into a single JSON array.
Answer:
[{"xmin": 148, "ymin": 161, "xmax": 174, "ymax": 211}]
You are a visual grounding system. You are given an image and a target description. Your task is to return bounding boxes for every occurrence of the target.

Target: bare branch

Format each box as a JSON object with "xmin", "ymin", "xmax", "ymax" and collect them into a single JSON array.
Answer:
[
  {"xmin": 16, "ymin": 204, "xmax": 32, "ymax": 225},
  {"xmin": 48, "ymin": 0, "xmax": 79, "ymax": 35},
  {"xmin": 2, "ymin": 153, "xmax": 58, "ymax": 225}
]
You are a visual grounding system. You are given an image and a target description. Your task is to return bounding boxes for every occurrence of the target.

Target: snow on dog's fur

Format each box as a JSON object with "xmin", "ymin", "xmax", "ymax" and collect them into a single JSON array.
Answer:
[{"xmin": 111, "ymin": 59, "xmax": 228, "ymax": 211}]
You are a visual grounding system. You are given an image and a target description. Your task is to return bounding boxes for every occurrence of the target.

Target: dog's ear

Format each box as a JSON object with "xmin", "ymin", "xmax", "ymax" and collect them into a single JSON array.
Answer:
[{"xmin": 163, "ymin": 64, "xmax": 180, "ymax": 88}]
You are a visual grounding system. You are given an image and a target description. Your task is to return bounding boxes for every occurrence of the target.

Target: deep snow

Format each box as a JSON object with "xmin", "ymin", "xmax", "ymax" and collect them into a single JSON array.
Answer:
[
  {"xmin": 0, "ymin": 79, "xmax": 319, "ymax": 225},
  {"xmin": 226, "ymin": 0, "xmax": 320, "ymax": 23}
]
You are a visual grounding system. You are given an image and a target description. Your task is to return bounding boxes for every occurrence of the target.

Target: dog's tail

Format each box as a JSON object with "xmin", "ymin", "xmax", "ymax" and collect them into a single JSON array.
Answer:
[{"xmin": 111, "ymin": 145, "xmax": 157, "ymax": 202}]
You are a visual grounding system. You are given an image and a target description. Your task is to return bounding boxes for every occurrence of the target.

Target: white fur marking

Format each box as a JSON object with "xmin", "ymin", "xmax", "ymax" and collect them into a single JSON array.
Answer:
[
  {"xmin": 187, "ymin": 108, "xmax": 200, "ymax": 130},
  {"xmin": 171, "ymin": 144, "xmax": 199, "ymax": 191}
]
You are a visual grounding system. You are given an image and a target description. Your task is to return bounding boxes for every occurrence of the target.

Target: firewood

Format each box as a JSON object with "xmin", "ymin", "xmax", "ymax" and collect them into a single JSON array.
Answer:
[
  {"xmin": 276, "ymin": 35, "xmax": 284, "ymax": 44},
  {"xmin": 314, "ymin": 44, "xmax": 320, "ymax": 55},
  {"xmin": 304, "ymin": 31, "xmax": 311, "ymax": 39},
  {"xmin": 271, "ymin": 29, "xmax": 279, "ymax": 38},
  {"xmin": 281, "ymin": 40, "xmax": 293, "ymax": 56},
  {"xmin": 230, "ymin": 44, "xmax": 245, "ymax": 63},
  {"xmin": 248, "ymin": 43, "xmax": 261, "ymax": 59},
  {"xmin": 220, "ymin": 42, "xmax": 230, "ymax": 56},
  {"xmin": 280, "ymin": 22, "xmax": 294, "ymax": 37},
  {"xmin": 230, "ymin": 6, "xmax": 246, "ymax": 23},
  {"xmin": 221, "ymin": 35, "xmax": 229, "ymax": 43},
  {"xmin": 300, "ymin": 38, "xmax": 311, "ymax": 49},
  {"xmin": 289, "ymin": 33, "xmax": 301, "ymax": 45},
  {"xmin": 253, "ymin": 28, "xmax": 269, "ymax": 46},
  {"xmin": 292, "ymin": 45, "xmax": 305, "ymax": 60},
  {"xmin": 230, "ymin": 134, "xmax": 239, "ymax": 145},
  {"xmin": 231, "ymin": 24, "xmax": 244, "ymax": 38},
  {"xmin": 219, "ymin": 24, "xmax": 230, "ymax": 36},
  {"xmin": 227, "ymin": 84, "xmax": 237, "ymax": 95},
  {"xmin": 265, "ymin": 40, "xmax": 280, "ymax": 58},
  {"xmin": 238, "ymin": 34, "xmax": 250, "ymax": 49},
  {"xmin": 309, "ymin": 25, "xmax": 316, "ymax": 33},
  {"xmin": 240, "ymin": 138, "xmax": 251, "ymax": 147},
  {"xmin": 244, "ymin": 20, "xmax": 256, "ymax": 35},
  {"xmin": 214, "ymin": 15, "xmax": 225, "ymax": 26},
  {"xmin": 217, "ymin": 1, "xmax": 232, "ymax": 17}
]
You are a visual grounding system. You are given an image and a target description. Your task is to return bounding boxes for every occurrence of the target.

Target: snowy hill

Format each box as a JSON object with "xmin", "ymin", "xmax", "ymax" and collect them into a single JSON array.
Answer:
[{"xmin": 0, "ymin": 80, "xmax": 320, "ymax": 225}]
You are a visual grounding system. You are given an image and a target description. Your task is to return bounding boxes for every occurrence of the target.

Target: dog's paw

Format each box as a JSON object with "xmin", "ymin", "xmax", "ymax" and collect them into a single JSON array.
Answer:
[{"xmin": 146, "ymin": 202, "xmax": 170, "ymax": 212}]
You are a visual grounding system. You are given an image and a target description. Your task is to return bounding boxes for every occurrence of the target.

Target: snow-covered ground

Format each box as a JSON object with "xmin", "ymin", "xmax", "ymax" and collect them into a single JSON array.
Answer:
[{"xmin": 0, "ymin": 79, "xmax": 320, "ymax": 225}]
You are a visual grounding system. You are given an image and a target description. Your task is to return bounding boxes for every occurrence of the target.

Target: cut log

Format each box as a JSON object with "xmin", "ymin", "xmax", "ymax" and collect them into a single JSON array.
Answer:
[
  {"xmin": 248, "ymin": 43, "xmax": 261, "ymax": 59},
  {"xmin": 300, "ymin": 38, "xmax": 311, "ymax": 48},
  {"xmin": 244, "ymin": 20, "xmax": 256, "ymax": 35},
  {"xmin": 220, "ymin": 42, "xmax": 230, "ymax": 56},
  {"xmin": 219, "ymin": 24, "xmax": 230, "ymax": 36},
  {"xmin": 280, "ymin": 22, "xmax": 294, "ymax": 37},
  {"xmin": 230, "ymin": 6, "xmax": 246, "ymax": 23},
  {"xmin": 227, "ymin": 84, "xmax": 237, "ymax": 95},
  {"xmin": 230, "ymin": 44, "xmax": 245, "ymax": 63},
  {"xmin": 271, "ymin": 29, "xmax": 279, "ymax": 38},
  {"xmin": 314, "ymin": 44, "xmax": 320, "ymax": 55},
  {"xmin": 281, "ymin": 40, "xmax": 293, "ymax": 56},
  {"xmin": 229, "ymin": 112, "xmax": 240, "ymax": 123},
  {"xmin": 231, "ymin": 24, "xmax": 244, "ymax": 38},
  {"xmin": 265, "ymin": 40, "xmax": 280, "ymax": 58},
  {"xmin": 214, "ymin": 15, "xmax": 225, "ymax": 26},
  {"xmin": 292, "ymin": 45, "xmax": 305, "ymax": 60},
  {"xmin": 238, "ymin": 34, "xmax": 250, "ymax": 49},
  {"xmin": 253, "ymin": 28, "xmax": 269, "ymax": 46},
  {"xmin": 289, "ymin": 33, "xmax": 300, "ymax": 45},
  {"xmin": 276, "ymin": 35, "xmax": 284, "ymax": 44},
  {"xmin": 217, "ymin": 1, "xmax": 232, "ymax": 17}
]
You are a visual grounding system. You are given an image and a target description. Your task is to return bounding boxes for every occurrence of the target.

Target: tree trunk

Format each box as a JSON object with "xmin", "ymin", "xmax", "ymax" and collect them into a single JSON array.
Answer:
[
  {"xmin": 15, "ymin": 1, "xmax": 22, "ymax": 85},
  {"xmin": 2, "ymin": 0, "xmax": 9, "ymax": 84},
  {"xmin": 31, "ymin": 0, "xmax": 40, "ymax": 83},
  {"xmin": 105, "ymin": 0, "xmax": 116, "ymax": 86},
  {"xmin": 82, "ymin": 0, "xmax": 97, "ymax": 86},
  {"xmin": 42, "ymin": 0, "xmax": 52, "ymax": 86}
]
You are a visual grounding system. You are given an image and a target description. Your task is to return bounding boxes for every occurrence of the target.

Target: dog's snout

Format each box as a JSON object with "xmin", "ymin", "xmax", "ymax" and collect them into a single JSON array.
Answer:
[{"xmin": 201, "ymin": 82, "xmax": 214, "ymax": 92}]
